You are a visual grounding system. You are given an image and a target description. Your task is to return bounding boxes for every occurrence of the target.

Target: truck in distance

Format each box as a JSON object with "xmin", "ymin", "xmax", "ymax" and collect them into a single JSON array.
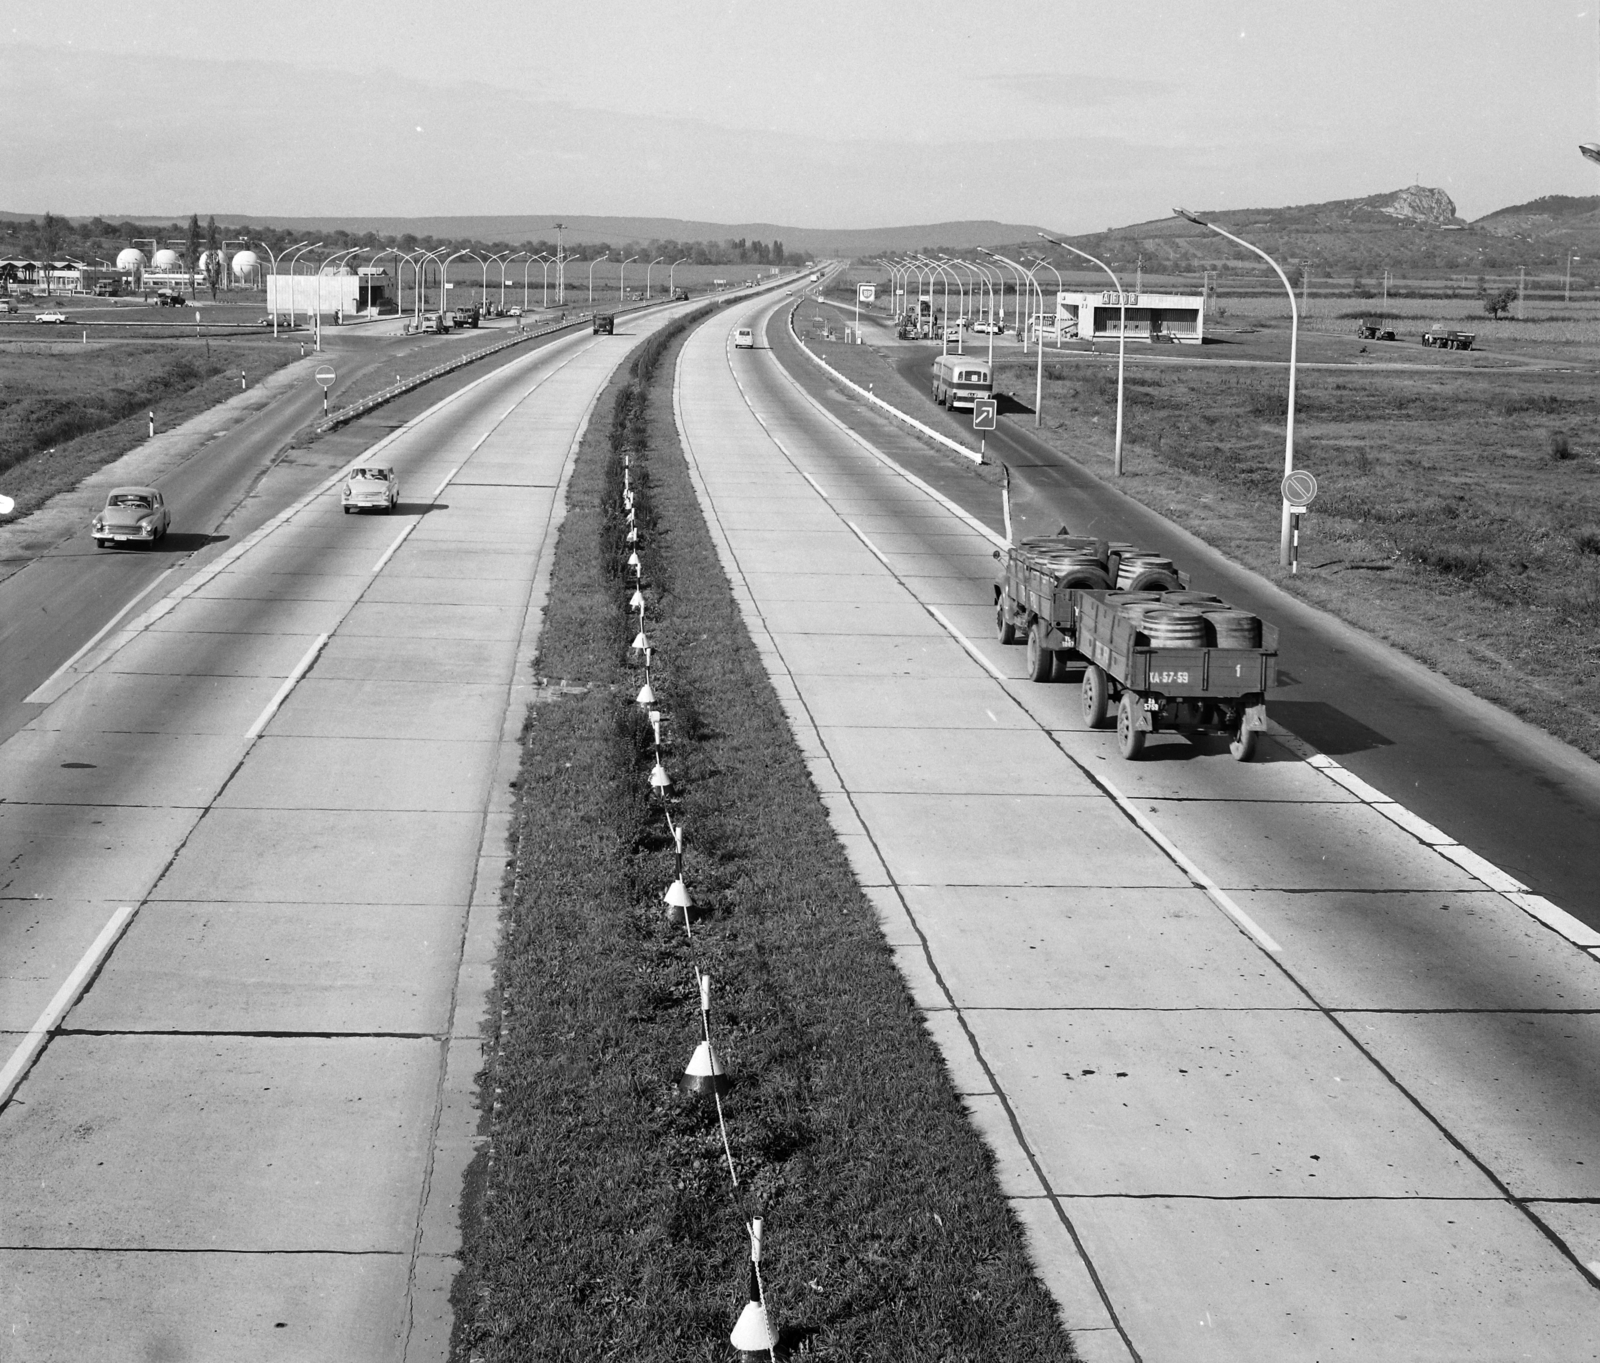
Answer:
[
  {"xmin": 1422, "ymin": 325, "xmax": 1475, "ymax": 350},
  {"xmin": 593, "ymin": 313, "xmax": 615, "ymax": 335},
  {"xmin": 1355, "ymin": 317, "xmax": 1396, "ymax": 341}
]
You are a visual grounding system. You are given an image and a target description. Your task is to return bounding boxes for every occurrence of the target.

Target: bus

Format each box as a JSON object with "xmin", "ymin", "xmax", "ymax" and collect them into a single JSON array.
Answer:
[{"xmin": 930, "ymin": 353, "xmax": 993, "ymax": 411}]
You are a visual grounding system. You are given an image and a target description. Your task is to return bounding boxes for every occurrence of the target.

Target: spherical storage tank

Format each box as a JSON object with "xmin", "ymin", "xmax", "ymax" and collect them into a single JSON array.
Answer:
[
  {"xmin": 116, "ymin": 247, "xmax": 146, "ymax": 271},
  {"xmin": 196, "ymin": 250, "xmax": 218, "ymax": 274},
  {"xmin": 152, "ymin": 249, "xmax": 179, "ymax": 269},
  {"xmin": 230, "ymin": 249, "xmax": 258, "ymax": 280}
]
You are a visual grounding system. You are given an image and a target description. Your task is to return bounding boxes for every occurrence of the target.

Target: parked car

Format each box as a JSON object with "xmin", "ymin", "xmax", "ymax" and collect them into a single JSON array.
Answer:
[
  {"xmin": 971, "ymin": 320, "xmax": 1002, "ymax": 335},
  {"xmin": 507, "ymin": 305, "xmax": 523, "ymax": 317},
  {"xmin": 35, "ymin": 311, "xmax": 68, "ymax": 324},
  {"xmin": 93, "ymin": 486, "xmax": 170, "ymax": 547},
  {"xmin": 341, "ymin": 465, "xmax": 400, "ymax": 514},
  {"xmin": 733, "ymin": 326, "xmax": 755, "ymax": 349}
]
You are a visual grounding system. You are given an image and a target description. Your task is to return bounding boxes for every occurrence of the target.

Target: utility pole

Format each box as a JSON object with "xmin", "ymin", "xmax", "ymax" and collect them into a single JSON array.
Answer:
[
  {"xmin": 1518, "ymin": 265, "xmax": 1525, "ymax": 320},
  {"xmin": 554, "ymin": 222, "xmax": 565, "ymax": 305},
  {"xmin": 1567, "ymin": 253, "xmax": 1579, "ymax": 304}
]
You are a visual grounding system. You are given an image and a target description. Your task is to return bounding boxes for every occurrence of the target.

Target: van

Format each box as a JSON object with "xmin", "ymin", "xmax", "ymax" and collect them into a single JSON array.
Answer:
[
  {"xmin": 733, "ymin": 327, "xmax": 754, "ymax": 349},
  {"xmin": 930, "ymin": 353, "xmax": 992, "ymax": 411}
]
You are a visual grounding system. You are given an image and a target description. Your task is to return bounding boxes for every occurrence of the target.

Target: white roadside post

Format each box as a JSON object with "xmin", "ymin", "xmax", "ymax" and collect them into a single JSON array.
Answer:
[{"xmin": 1176, "ymin": 208, "xmax": 1300, "ymax": 566}]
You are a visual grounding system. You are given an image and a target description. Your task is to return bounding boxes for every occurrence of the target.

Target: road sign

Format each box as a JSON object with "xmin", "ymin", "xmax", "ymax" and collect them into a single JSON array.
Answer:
[
  {"xmin": 314, "ymin": 365, "xmax": 337, "ymax": 390},
  {"xmin": 1281, "ymin": 469, "xmax": 1318, "ymax": 507},
  {"xmin": 858, "ymin": 283, "xmax": 875, "ymax": 303},
  {"xmin": 972, "ymin": 397, "xmax": 998, "ymax": 430}
]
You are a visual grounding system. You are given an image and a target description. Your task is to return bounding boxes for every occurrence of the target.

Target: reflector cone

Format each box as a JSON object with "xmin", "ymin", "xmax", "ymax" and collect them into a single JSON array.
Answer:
[
  {"xmin": 631, "ymin": 630, "xmax": 650, "ymax": 652},
  {"xmin": 731, "ymin": 1302, "xmax": 777, "ymax": 1352},
  {"xmin": 680, "ymin": 1039, "xmax": 729, "ymax": 1096},
  {"xmin": 635, "ymin": 682, "xmax": 656, "ymax": 706},
  {"xmin": 649, "ymin": 763, "xmax": 670, "ymax": 789}
]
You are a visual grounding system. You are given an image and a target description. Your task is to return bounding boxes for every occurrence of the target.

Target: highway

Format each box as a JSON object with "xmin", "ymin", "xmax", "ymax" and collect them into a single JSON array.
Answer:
[
  {"xmin": 0, "ymin": 304, "xmax": 696, "ymax": 1360},
  {"xmin": 671, "ymin": 287, "xmax": 1600, "ymax": 1361}
]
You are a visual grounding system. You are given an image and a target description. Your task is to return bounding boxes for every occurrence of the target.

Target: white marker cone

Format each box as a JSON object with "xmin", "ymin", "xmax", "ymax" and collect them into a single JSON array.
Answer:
[
  {"xmin": 680, "ymin": 1039, "xmax": 728, "ymax": 1096},
  {"xmin": 629, "ymin": 588, "xmax": 645, "ymax": 611},
  {"xmin": 627, "ymin": 551, "xmax": 641, "ymax": 575},
  {"xmin": 631, "ymin": 630, "xmax": 650, "ymax": 652},
  {"xmin": 635, "ymin": 681, "xmax": 656, "ymax": 707},
  {"xmin": 626, "ymin": 526, "xmax": 638, "ymax": 544},
  {"xmin": 649, "ymin": 762, "xmax": 670, "ymax": 791},
  {"xmin": 731, "ymin": 1220, "xmax": 777, "ymax": 1353},
  {"xmin": 663, "ymin": 877, "xmax": 694, "ymax": 923}
]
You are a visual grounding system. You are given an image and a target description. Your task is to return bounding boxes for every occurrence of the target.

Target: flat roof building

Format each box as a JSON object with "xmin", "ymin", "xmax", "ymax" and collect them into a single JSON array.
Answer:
[{"xmin": 1056, "ymin": 290, "xmax": 1205, "ymax": 344}]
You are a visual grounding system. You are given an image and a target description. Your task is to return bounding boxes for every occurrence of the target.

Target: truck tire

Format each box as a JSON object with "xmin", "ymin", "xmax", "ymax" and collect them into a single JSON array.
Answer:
[
  {"xmin": 1025, "ymin": 623, "xmax": 1053, "ymax": 682},
  {"xmin": 1125, "ymin": 567, "xmax": 1181, "ymax": 593},
  {"xmin": 1116, "ymin": 691, "xmax": 1146, "ymax": 759},
  {"xmin": 1081, "ymin": 665, "xmax": 1109, "ymax": 728},
  {"xmin": 1229, "ymin": 725, "xmax": 1259, "ymax": 762},
  {"xmin": 996, "ymin": 599, "xmax": 1018, "ymax": 645}
]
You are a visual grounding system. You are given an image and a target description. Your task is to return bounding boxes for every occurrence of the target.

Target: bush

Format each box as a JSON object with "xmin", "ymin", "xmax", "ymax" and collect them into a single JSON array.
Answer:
[
  {"xmin": 1550, "ymin": 431, "xmax": 1575, "ymax": 461},
  {"xmin": 1574, "ymin": 528, "xmax": 1600, "ymax": 556}
]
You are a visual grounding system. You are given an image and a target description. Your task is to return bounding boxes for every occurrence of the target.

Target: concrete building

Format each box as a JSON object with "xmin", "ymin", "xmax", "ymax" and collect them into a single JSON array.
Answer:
[{"xmin": 1056, "ymin": 289, "xmax": 1206, "ymax": 344}]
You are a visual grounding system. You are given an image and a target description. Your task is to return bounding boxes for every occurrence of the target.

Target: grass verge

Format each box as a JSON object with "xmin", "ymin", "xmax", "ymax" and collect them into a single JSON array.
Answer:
[{"xmin": 450, "ymin": 310, "xmax": 1077, "ymax": 1360}]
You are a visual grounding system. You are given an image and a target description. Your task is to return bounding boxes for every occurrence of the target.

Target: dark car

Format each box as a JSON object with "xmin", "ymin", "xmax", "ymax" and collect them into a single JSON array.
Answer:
[{"xmin": 593, "ymin": 313, "xmax": 615, "ymax": 335}]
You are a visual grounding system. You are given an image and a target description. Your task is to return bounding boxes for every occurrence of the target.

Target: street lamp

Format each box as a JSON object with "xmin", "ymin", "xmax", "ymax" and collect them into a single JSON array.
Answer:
[
  {"xmin": 618, "ymin": 255, "xmax": 638, "ymax": 305},
  {"xmin": 588, "ymin": 252, "xmax": 609, "ymax": 304},
  {"xmin": 980, "ymin": 248, "xmax": 1029, "ymax": 350},
  {"xmin": 984, "ymin": 249, "xmax": 1047, "ymax": 425},
  {"xmin": 1176, "ymin": 208, "xmax": 1299, "ymax": 565},
  {"xmin": 1567, "ymin": 252, "xmax": 1581, "ymax": 304},
  {"xmin": 501, "ymin": 251, "xmax": 527, "ymax": 311},
  {"xmin": 553, "ymin": 222, "xmax": 565, "ymax": 305},
  {"xmin": 669, "ymin": 256, "xmax": 690, "ymax": 296},
  {"xmin": 439, "ymin": 248, "xmax": 472, "ymax": 321},
  {"xmin": 645, "ymin": 256, "xmax": 665, "ymax": 300},
  {"xmin": 255, "ymin": 239, "xmax": 307, "ymax": 337},
  {"xmin": 1039, "ymin": 231, "xmax": 1129, "ymax": 476},
  {"xmin": 285, "ymin": 241, "xmax": 322, "ymax": 331}
]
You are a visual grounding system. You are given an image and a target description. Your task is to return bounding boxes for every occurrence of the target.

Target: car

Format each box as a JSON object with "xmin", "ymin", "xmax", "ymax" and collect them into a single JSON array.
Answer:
[
  {"xmin": 93, "ymin": 486, "xmax": 170, "ymax": 547},
  {"xmin": 971, "ymin": 320, "xmax": 1001, "ymax": 335},
  {"xmin": 507, "ymin": 305, "xmax": 523, "ymax": 317},
  {"xmin": 341, "ymin": 465, "xmax": 400, "ymax": 514},
  {"xmin": 733, "ymin": 326, "xmax": 755, "ymax": 349},
  {"xmin": 35, "ymin": 311, "xmax": 68, "ymax": 324}
]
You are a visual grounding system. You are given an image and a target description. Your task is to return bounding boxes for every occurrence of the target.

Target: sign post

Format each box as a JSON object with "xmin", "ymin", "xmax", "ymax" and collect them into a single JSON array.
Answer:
[
  {"xmin": 314, "ymin": 364, "xmax": 337, "ymax": 418},
  {"xmin": 855, "ymin": 282, "xmax": 874, "ymax": 345},
  {"xmin": 972, "ymin": 395, "xmax": 997, "ymax": 461},
  {"xmin": 1280, "ymin": 469, "xmax": 1318, "ymax": 575}
]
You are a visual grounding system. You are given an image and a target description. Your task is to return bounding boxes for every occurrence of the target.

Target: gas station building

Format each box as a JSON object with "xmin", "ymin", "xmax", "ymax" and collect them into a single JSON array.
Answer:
[{"xmin": 1056, "ymin": 290, "xmax": 1206, "ymax": 344}]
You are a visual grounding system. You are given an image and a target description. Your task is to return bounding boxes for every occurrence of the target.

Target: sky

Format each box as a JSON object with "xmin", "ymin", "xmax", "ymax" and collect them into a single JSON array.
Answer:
[{"xmin": 3, "ymin": 0, "xmax": 1600, "ymax": 232}]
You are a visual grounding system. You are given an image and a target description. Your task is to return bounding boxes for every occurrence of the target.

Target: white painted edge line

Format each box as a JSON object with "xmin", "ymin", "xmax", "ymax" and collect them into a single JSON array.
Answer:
[
  {"xmin": 1506, "ymin": 893, "xmax": 1600, "ymax": 948},
  {"xmin": 371, "ymin": 524, "xmax": 414, "ymax": 575},
  {"xmin": 23, "ymin": 565, "xmax": 181, "ymax": 703},
  {"xmin": 802, "ymin": 471, "xmax": 828, "ymax": 498},
  {"xmin": 1098, "ymin": 776, "xmax": 1284, "ymax": 954},
  {"xmin": 243, "ymin": 632, "xmax": 329, "ymax": 741},
  {"xmin": 925, "ymin": 605, "xmax": 1009, "ymax": 683},
  {"xmin": 433, "ymin": 466, "xmax": 460, "ymax": 498},
  {"xmin": 0, "ymin": 903, "xmax": 137, "ymax": 1106},
  {"xmin": 844, "ymin": 520, "xmax": 894, "ymax": 570}
]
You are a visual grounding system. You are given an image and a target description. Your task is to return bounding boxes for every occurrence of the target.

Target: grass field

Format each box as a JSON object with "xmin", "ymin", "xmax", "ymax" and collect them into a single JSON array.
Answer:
[
  {"xmin": 0, "ymin": 341, "xmax": 296, "ymax": 518},
  {"xmin": 991, "ymin": 352, "xmax": 1600, "ymax": 756},
  {"xmin": 450, "ymin": 310, "xmax": 1076, "ymax": 1361}
]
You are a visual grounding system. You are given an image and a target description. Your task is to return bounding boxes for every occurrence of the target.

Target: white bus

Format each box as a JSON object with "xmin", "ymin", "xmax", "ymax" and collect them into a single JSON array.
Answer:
[{"xmin": 930, "ymin": 353, "xmax": 993, "ymax": 411}]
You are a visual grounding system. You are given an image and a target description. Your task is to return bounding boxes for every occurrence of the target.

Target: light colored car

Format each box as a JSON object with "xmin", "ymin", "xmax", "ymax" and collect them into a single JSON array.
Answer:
[
  {"xmin": 342, "ymin": 465, "xmax": 400, "ymax": 514},
  {"xmin": 35, "ymin": 311, "xmax": 68, "ymax": 324},
  {"xmin": 733, "ymin": 326, "xmax": 755, "ymax": 349},
  {"xmin": 93, "ymin": 486, "xmax": 170, "ymax": 547},
  {"xmin": 507, "ymin": 305, "xmax": 523, "ymax": 317},
  {"xmin": 971, "ymin": 320, "xmax": 1002, "ymax": 335}
]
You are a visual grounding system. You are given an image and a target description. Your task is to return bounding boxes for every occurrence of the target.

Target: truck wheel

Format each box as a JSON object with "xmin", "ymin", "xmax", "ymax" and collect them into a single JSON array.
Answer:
[
  {"xmin": 1229, "ymin": 725, "xmax": 1259, "ymax": 762},
  {"xmin": 1025, "ymin": 623, "xmax": 1053, "ymax": 682},
  {"xmin": 1117, "ymin": 692, "xmax": 1146, "ymax": 759},
  {"xmin": 996, "ymin": 600, "xmax": 1018, "ymax": 645},
  {"xmin": 1081, "ymin": 665, "xmax": 1109, "ymax": 728}
]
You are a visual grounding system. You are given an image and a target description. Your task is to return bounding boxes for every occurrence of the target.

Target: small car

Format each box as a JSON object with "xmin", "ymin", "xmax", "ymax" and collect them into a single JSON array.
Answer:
[
  {"xmin": 93, "ymin": 486, "xmax": 170, "ymax": 547},
  {"xmin": 507, "ymin": 305, "xmax": 523, "ymax": 316},
  {"xmin": 342, "ymin": 465, "xmax": 400, "ymax": 514},
  {"xmin": 733, "ymin": 326, "xmax": 755, "ymax": 349},
  {"xmin": 35, "ymin": 311, "xmax": 68, "ymax": 324},
  {"xmin": 971, "ymin": 320, "xmax": 1001, "ymax": 335}
]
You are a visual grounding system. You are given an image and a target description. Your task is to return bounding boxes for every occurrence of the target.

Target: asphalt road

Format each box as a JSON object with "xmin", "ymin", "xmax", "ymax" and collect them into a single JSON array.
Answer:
[{"xmin": 854, "ymin": 334, "xmax": 1600, "ymax": 923}]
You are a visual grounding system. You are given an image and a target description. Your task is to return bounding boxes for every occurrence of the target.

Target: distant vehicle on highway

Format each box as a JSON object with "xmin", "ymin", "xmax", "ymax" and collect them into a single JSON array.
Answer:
[
  {"xmin": 341, "ymin": 465, "xmax": 400, "ymax": 514},
  {"xmin": 1356, "ymin": 317, "xmax": 1397, "ymax": 341},
  {"xmin": 93, "ymin": 486, "xmax": 170, "ymax": 547},
  {"xmin": 34, "ymin": 311, "xmax": 68, "ymax": 324},
  {"xmin": 0, "ymin": 299, "xmax": 16, "ymax": 313},
  {"xmin": 1422, "ymin": 325, "xmax": 1475, "ymax": 350},
  {"xmin": 154, "ymin": 290, "xmax": 185, "ymax": 307},
  {"xmin": 421, "ymin": 311, "xmax": 451, "ymax": 334},
  {"xmin": 930, "ymin": 353, "xmax": 992, "ymax": 410},
  {"xmin": 672, "ymin": 288, "xmax": 690, "ymax": 301},
  {"xmin": 733, "ymin": 326, "xmax": 754, "ymax": 349},
  {"xmin": 593, "ymin": 313, "xmax": 615, "ymax": 335},
  {"xmin": 971, "ymin": 319, "xmax": 1002, "ymax": 335},
  {"xmin": 507, "ymin": 305, "xmax": 523, "ymax": 317}
]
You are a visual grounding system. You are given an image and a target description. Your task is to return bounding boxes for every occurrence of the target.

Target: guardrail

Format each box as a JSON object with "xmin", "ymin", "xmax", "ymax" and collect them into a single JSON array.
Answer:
[{"xmin": 784, "ymin": 299, "xmax": 982, "ymax": 465}]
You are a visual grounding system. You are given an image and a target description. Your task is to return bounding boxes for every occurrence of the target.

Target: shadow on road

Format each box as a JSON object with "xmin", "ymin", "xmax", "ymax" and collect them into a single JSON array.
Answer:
[{"xmin": 1270, "ymin": 700, "xmax": 1394, "ymax": 755}]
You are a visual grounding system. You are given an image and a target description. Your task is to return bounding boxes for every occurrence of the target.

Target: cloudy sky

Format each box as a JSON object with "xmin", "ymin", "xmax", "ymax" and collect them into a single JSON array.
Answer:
[{"xmin": 3, "ymin": 0, "xmax": 1598, "ymax": 230}]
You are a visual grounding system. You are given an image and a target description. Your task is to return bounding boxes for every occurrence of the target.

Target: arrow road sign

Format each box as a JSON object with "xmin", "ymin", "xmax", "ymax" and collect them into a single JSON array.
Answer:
[
  {"xmin": 1281, "ymin": 469, "xmax": 1318, "ymax": 507},
  {"xmin": 972, "ymin": 397, "xmax": 998, "ymax": 431}
]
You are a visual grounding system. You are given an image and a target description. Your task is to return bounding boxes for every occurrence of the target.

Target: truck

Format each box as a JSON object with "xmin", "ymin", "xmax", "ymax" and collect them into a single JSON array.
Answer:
[
  {"xmin": 593, "ymin": 313, "xmax": 615, "ymax": 335},
  {"xmin": 994, "ymin": 534, "xmax": 1278, "ymax": 760},
  {"xmin": 450, "ymin": 304, "xmax": 480, "ymax": 328},
  {"xmin": 1422, "ymin": 325, "xmax": 1475, "ymax": 350},
  {"xmin": 1355, "ymin": 317, "xmax": 1396, "ymax": 341}
]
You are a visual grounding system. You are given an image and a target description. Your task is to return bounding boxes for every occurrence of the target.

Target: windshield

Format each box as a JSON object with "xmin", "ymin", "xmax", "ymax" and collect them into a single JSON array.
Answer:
[
  {"xmin": 351, "ymin": 469, "xmax": 391, "ymax": 481},
  {"xmin": 108, "ymin": 494, "xmax": 152, "ymax": 509}
]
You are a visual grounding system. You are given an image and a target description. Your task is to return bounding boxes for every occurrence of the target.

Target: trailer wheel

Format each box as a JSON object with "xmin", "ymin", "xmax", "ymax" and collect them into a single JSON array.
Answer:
[
  {"xmin": 1116, "ymin": 692, "xmax": 1146, "ymax": 759},
  {"xmin": 1081, "ymin": 665, "xmax": 1109, "ymax": 728},
  {"xmin": 1025, "ymin": 623, "xmax": 1053, "ymax": 682},
  {"xmin": 1229, "ymin": 725, "xmax": 1259, "ymax": 762},
  {"xmin": 996, "ymin": 600, "xmax": 1018, "ymax": 645}
]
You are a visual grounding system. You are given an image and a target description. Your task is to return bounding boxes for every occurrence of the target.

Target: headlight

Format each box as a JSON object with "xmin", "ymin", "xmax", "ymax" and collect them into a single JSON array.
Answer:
[{"xmin": 92, "ymin": 519, "xmax": 104, "ymax": 531}]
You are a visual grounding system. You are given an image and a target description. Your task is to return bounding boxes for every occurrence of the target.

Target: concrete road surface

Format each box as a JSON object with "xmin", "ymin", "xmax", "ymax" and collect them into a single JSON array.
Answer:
[
  {"xmin": 0, "ymin": 307, "xmax": 692, "ymax": 1361},
  {"xmin": 672, "ymin": 292, "xmax": 1600, "ymax": 1360}
]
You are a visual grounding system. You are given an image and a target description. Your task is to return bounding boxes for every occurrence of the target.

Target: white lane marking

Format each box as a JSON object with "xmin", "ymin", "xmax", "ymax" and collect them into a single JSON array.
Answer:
[
  {"xmin": 433, "ymin": 466, "xmax": 460, "ymax": 497},
  {"xmin": 371, "ymin": 524, "xmax": 414, "ymax": 575},
  {"xmin": 0, "ymin": 904, "xmax": 137, "ymax": 1106},
  {"xmin": 24, "ymin": 566, "xmax": 180, "ymax": 703},
  {"xmin": 926, "ymin": 606, "xmax": 1009, "ymax": 683},
  {"xmin": 802, "ymin": 471, "xmax": 828, "ymax": 498},
  {"xmin": 845, "ymin": 520, "xmax": 894, "ymax": 570},
  {"xmin": 471, "ymin": 431, "xmax": 491, "ymax": 451},
  {"xmin": 1098, "ymin": 776, "xmax": 1284, "ymax": 953},
  {"xmin": 243, "ymin": 632, "xmax": 329, "ymax": 740}
]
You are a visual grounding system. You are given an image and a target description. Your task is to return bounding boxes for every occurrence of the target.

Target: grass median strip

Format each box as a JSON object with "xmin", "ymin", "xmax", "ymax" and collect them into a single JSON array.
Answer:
[{"xmin": 451, "ymin": 310, "xmax": 1077, "ymax": 1360}]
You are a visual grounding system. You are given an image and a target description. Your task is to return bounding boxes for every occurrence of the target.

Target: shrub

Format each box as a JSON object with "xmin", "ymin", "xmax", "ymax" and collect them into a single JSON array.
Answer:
[
  {"xmin": 1550, "ymin": 431, "xmax": 1575, "ymax": 461},
  {"xmin": 1574, "ymin": 528, "xmax": 1600, "ymax": 556}
]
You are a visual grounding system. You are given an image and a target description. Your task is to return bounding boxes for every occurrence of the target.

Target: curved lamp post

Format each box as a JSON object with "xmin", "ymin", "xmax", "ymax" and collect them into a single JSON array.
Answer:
[
  {"xmin": 587, "ymin": 252, "xmax": 609, "ymax": 304},
  {"xmin": 618, "ymin": 255, "xmax": 638, "ymax": 305},
  {"xmin": 669, "ymin": 256, "xmax": 690, "ymax": 294},
  {"xmin": 501, "ymin": 251, "xmax": 527, "ymax": 311},
  {"xmin": 1176, "ymin": 207, "xmax": 1298, "ymax": 565},
  {"xmin": 255, "ymin": 239, "xmax": 307, "ymax": 337},
  {"xmin": 440, "ymin": 248, "xmax": 472, "ymax": 321},
  {"xmin": 979, "ymin": 247, "xmax": 1029, "ymax": 350},
  {"xmin": 984, "ymin": 248, "xmax": 1048, "ymax": 426},
  {"xmin": 284, "ymin": 240, "xmax": 321, "ymax": 330},
  {"xmin": 1039, "ymin": 231, "xmax": 1129, "ymax": 476}
]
